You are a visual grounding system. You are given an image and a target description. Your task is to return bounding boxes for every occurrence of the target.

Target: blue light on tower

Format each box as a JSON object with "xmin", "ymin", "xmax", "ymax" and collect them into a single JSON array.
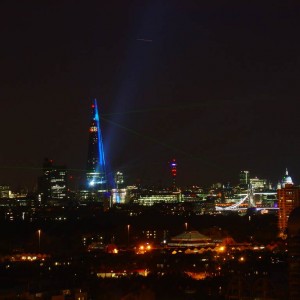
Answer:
[
  {"xmin": 170, "ymin": 158, "xmax": 177, "ymax": 190},
  {"xmin": 86, "ymin": 99, "xmax": 107, "ymax": 190}
]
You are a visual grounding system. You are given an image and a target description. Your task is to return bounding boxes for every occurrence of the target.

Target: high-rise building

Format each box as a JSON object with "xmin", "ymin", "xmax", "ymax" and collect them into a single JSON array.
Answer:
[
  {"xmin": 278, "ymin": 169, "xmax": 300, "ymax": 236},
  {"xmin": 0, "ymin": 185, "xmax": 11, "ymax": 198},
  {"xmin": 114, "ymin": 171, "xmax": 124, "ymax": 189},
  {"xmin": 38, "ymin": 158, "xmax": 67, "ymax": 204},
  {"xmin": 249, "ymin": 177, "xmax": 267, "ymax": 192},
  {"xmin": 111, "ymin": 171, "xmax": 126, "ymax": 204},
  {"xmin": 239, "ymin": 170, "xmax": 250, "ymax": 187},
  {"xmin": 86, "ymin": 99, "xmax": 107, "ymax": 191}
]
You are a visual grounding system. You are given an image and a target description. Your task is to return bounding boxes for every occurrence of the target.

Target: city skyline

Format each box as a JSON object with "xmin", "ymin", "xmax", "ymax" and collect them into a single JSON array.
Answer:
[{"xmin": 1, "ymin": 1, "xmax": 300, "ymax": 188}]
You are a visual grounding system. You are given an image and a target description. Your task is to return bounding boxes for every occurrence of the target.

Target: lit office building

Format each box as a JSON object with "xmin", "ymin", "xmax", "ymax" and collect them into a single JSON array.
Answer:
[
  {"xmin": 135, "ymin": 191, "xmax": 181, "ymax": 206},
  {"xmin": 278, "ymin": 169, "xmax": 300, "ymax": 236},
  {"xmin": 110, "ymin": 172, "xmax": 126, "ymax": 204},
  {"xmin": 38, "ymin": 158, "xmax": 67, "ymax": 204},
  {"xmin": 239, "ymin": 170, "xmax": 250, "ymax": 186},
  {"xmin": 142, "ymin": 230, "xmax": 157, "ymax": 241},
  {"xmin": 111, "ymin": 188, "xmax": 127, "ymax": 204},
  {"xmin": 114, "ymin": 171, "xmax": 124, "ymax": 188},
  {"xmin": 250, "ymin": 177, "xmax": 267, "ymax": 191}
]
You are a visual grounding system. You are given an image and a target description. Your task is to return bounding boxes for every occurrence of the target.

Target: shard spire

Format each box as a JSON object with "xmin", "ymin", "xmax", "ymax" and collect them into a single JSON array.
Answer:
[{"xmin": 86, "ymin": 99, "xmax": 107, "ymax": 190}]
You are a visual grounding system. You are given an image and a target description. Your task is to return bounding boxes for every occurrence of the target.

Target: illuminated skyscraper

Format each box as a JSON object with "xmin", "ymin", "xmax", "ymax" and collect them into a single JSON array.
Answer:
[
  {"xmin": 114, "ymin": 171, "xmax": 124, "ymax": 189},
  {"xmin": 86, "ymin": 99, "xmax": 107, "ymax": 190},
  {"xmin": 38, "ymin": 158, "xmax": 67, "ymax": 204},
  {"xmin": 239, "ymin": 170, "xmax": 250, "ymax": 187},
  {"xmin": 111, "ymin": 171, "xmax": 126, "ymax": 204},
  {"xmin": 278, "ymin": 169, "xmax": 300, "ymax": 236}
]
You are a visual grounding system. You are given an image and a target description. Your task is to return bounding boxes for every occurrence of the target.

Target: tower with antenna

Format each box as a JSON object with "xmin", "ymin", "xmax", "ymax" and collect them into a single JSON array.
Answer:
[{"xmin": 170, "ymin": 159, "xmax": 177, "ymax": 190}]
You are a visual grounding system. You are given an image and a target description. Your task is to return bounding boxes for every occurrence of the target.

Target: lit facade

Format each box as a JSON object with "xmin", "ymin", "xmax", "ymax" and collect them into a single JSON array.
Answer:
[
  {"xmin": 110, "ymin": 171, "xmax": 126, "ymax": 204},
  {"xmin": 86, "ymin": 99, "xmax": 107, "ymax": 191},
  {"xmin": 278, "ymin": 170, "xmax": 300, "ymax": 235},
  {"xmin": 114, "ymin": 171, "xmax": 124, "ymax": 188},
  {"xmin": 111, "ymin": 188, "xmax": 127, "ymax": 204},
  {"xmin": 250, "ymin": 177, "xmax": 267, "ymax": 191},
  {"xmin": 38, "ymin": 158, "xmax": 67, "ymax": 203},
  {"xmin": 135, "ymin": 191, "xmax": 181, "ymax": 206},
  {"xmin": 0, "ymin": 185, "xmax": 12, "ymax": 198},
  {"xmin": 240, "ymin": 170, "xmax": 250, "ymax": 186},
  {"xmin": 142, "ymin": 230, "xmax": 157, "ymax": 241}
]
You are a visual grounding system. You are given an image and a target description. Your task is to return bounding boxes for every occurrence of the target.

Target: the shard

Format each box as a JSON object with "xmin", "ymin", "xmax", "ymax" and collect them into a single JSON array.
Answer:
[{"xmin": 86, "ymin": 99, "xmax": 107, "ymax": 190}]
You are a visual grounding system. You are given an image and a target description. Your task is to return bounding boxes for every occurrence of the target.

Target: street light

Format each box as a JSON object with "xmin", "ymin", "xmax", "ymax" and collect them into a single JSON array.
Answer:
[
  {"xmin": 185, "ymin": 222, "xmax": 188, "ymax": 231},
  {"xmin": 127, "ymin": 225, "xmax": 130, "ymax": 248},
  {"xmin": 37, "ymin": 229, "xmax": 41, "ymax": 252}
]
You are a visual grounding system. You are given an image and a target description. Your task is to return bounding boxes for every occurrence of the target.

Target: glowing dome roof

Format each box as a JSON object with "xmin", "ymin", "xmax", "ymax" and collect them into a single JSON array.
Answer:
[
  {"xmin": 171, "ymin": 231, "xmax": 211, "ymax": 242},
  {"xmin": 282, "ymin": 168, "xmax": 293, "ymax": 187}
]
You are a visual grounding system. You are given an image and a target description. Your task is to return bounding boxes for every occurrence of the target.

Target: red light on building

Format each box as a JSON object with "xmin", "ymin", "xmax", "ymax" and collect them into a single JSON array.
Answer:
[
  {"xmin": 89, "ymin": 126, "xmax": 97, "ymax": 132},
  {"xmin": 170, "ymin": 159, "xmax": 177, "ymax": 190}
]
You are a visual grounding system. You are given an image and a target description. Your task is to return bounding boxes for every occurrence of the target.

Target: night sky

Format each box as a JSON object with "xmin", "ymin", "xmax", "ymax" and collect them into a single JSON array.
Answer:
[{"xmin": 1, "ymin": 1, "xmax": 300, "ymax": 190}]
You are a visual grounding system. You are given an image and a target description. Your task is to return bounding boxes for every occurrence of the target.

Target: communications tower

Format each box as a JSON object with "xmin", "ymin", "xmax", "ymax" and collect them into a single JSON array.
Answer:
[{"xmin": 170, "ymin": 159, "xmax": 177, "ymax": 190}]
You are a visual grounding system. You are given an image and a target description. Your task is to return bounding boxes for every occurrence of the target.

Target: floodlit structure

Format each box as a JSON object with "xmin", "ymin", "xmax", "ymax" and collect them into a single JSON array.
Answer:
[
  {"xmin": 170, "ymin": 158, "xmax": 177, "ymax": 190},
  {"xmin": 167, "ymin": 231, "xmax": 215, "ymax": 248},
  {"xmin": 250, "ymin": 177, "xmax": 267, "ymax": 191},
  {"xmin": 86, "ymin": 99, "xmax": 107, "ymax": 191},
  {"xmin": 278, "ymin": 169, "xmax": 300, "ymax": 236}
]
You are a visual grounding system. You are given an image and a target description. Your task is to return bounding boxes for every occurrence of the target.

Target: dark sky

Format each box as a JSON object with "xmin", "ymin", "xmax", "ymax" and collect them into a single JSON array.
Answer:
[{"xmin": 1, "ymin": 1, "xmax": 300, "ymax": 190}]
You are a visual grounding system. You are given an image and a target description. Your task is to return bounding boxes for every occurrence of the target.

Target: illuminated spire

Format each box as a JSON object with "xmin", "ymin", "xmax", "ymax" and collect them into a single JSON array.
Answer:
[{"xmin": 86, "ymin": 99, "xmax": 107, "ymax": 190}]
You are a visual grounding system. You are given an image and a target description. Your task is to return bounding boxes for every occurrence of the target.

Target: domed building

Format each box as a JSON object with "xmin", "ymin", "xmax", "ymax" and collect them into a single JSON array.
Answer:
[
  {"xmin": 288, "ymin": 207, "xmax": 300, "ymax": 300},
  {"xmin": 282, "ymin": 169, "xmax": 294, "ymax": 188},
  {"xmin": 167, "ymin": 231, "xmax": 215, "ymax": 248},
  {"xmin": 277, "ymin": 169, "xmax": 300, "ymax": 236}
]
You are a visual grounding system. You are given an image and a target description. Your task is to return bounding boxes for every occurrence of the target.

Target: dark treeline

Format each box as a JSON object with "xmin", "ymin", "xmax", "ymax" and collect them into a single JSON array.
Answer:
[{"xmin": 0, "ymin": 207, "xmax": 278, "ymax": 255}]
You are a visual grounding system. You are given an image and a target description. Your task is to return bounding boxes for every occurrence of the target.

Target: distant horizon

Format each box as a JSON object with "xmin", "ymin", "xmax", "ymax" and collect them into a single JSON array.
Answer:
[{"xmin": 0, "ymin": 163, "xmax": 294, "ymax": 193}]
